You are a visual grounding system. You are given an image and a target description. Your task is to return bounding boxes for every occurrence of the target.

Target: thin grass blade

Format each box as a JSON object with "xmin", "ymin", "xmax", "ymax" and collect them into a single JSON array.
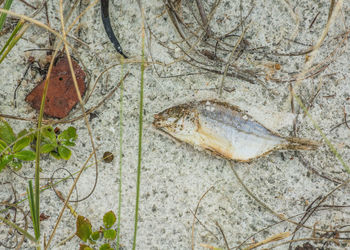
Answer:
[
  {"xmin": 0, "ymin": 215, "xmax": 36, "ymax": 242},
  {"xmin": 0, "ymin": 20, "xmax": 26, "ymax": 64},
  {"xmin": 116, "ymin": 59, "xmax": 124, "ymax": 250},
  {"xmin": 133, "ymin": 7, "xmax": 145, "ymax": 250},
  {"xmin": 0, "ymin": 0, "xmax": 13, "ymax": 31},
  {"xmin": 27, "ymin": 180, "xmax": 40, "ymax": 241}
]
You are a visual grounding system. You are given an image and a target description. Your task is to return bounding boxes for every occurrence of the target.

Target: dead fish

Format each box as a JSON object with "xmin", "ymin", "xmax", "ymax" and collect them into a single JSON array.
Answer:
[{"xmin": 153, "ymin": 100, "xmax": 319, "ymax": 162}]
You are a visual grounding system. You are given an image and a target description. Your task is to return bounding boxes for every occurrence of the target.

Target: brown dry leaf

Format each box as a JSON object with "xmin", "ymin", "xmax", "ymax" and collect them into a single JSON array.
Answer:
[{"xmin": 25, "ymin": 55, "xmax": 86, "ymax": 119}]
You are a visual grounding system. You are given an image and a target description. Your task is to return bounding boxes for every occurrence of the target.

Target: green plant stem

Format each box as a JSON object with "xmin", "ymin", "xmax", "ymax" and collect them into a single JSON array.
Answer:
[
  {"xmin": 0, "ymin": 215, "xmax": 36, "ymax": 242},
  {"xmin": 0, "ymin": 22, "xmax": 28, "ymax": 64},
  {"xmin": 33, "ymin": 88, "xmax": 46, "ymax": 245},
  {"xmin": 0, "ymin": 0, "xmax": 13, "ymax": 31},
  {"xmin": 116, "ymin": 59, "xmax": 124, "ymax": 250},
  {"xmin": 133, "ymin": 11, "xmax": 145, "ymax": 250},
  {"xmin": 27, "ymin": 180, "xmax": 40, "ymax": 241},
  {"xmin": 32, "ymin": 42, "xmax": 62, "ymax": 249},
  {"xmin": 0, "ymin": 19, "xmax": 24, "ymax": 58}
]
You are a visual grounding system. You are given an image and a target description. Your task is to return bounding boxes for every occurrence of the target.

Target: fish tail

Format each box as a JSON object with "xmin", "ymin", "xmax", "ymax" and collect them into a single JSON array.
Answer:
[{"xmin": 283, "ymin": 137, "xmax": 320, "ymax": 150}]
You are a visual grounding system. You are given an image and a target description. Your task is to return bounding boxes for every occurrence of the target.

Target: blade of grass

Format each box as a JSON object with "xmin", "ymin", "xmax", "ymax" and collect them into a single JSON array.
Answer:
[
  {"xmin": 0, "ymin": 215, "xmax": 36, "ymax": 242},
  {"xmin": 27, "ymin": 180, "xmax": 40, "ymax": 241},
  {"xmin": 0, "ymin": 0, "xmax": 13, "ymax": 31},
  {"xmin": 33, "ymin": 63, "xmax": 53, "ymax": 249},
  {"xmin": 0, "ymin": 2, "xmax": 49, "ymax": 64},
  {"xmin": 133, "ymin": 5, "xmax": 145, "ymax": 250},
  {"xmin": 116, "ymin": 58, "xmax": 125, "ymax": 250},
  {"xmin": 0, "ymin": 18, "xmax": 24, "ymax": 56},
  {"xmin": 31, "ymin": 30, "xmax": 67, "ymax": 250},
  {"xmin": 0, "ymin": 8, "xmax": 74, "ymax": 53},
  {"xmin": 0, "ymin": 20, "xmax": 27, "ymax": 64}
]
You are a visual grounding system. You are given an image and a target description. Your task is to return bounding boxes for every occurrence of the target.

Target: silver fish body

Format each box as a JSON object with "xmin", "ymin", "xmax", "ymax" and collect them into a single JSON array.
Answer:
[{"xmin": 153, "ymin": 100, "xmax": 318, "ymax": 161}]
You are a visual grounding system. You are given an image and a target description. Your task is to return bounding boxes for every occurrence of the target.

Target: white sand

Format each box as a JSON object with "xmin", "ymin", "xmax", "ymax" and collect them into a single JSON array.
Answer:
[{"xmin": 0, "ymin": 0, "xmax": 350, "ymax": 249}]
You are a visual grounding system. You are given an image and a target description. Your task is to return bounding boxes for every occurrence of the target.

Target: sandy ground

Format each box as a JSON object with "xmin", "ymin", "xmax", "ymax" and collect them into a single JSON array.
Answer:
[{"xmin": 1, "ymin": 0, "xmax": 350, "ymax": 249}]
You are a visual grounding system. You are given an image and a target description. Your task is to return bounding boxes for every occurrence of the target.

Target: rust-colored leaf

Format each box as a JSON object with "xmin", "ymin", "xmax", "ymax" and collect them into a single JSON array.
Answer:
[{"xmin": 25, "ymin": 55, "xmax": 86, "ymax": 118}]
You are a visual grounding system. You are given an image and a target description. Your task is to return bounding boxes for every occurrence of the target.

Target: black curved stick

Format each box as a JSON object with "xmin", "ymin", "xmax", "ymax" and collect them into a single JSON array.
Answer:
[{"xmin": 101, "ymin": 0, "xmax": 128, "ymax": 58}]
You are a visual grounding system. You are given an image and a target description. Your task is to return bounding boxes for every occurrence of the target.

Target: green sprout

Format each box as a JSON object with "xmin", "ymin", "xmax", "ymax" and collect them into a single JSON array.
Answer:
[
  {"xmin": 0, "ymin": 118, "xmax": 78, "ymax": 172},
  {"xmin": 0, "ymin": 118, "xmax": 35, "ymax": 172},
  {"xmin": 76, "ymin": 211, "xmax": 118, "ymax": 250},
  {"xmin": 39, "ymin": 126, "xmax": 77, "ymax": 160}
]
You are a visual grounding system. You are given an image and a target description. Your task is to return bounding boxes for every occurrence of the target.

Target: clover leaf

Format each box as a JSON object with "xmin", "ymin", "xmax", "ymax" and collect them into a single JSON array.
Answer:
[
  {"xmin": 40, "ymin": 126, "xmax": 77, "ymax": 160},
  {"xmin": 76, "ymin": 215, "xmax": 92, "ymax": 243}
]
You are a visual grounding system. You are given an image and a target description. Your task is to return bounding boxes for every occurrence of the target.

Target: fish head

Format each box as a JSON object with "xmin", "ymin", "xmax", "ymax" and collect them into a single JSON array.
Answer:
[{"xmin": 153, "ymin": 103, "xmax": 198, "ymax": 136}]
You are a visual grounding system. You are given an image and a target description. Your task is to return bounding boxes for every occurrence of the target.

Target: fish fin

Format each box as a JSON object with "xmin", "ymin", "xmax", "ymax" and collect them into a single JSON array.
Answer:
[{"xmin": 283, "ymin": 137, "xmax": 320, "ymax": 150}]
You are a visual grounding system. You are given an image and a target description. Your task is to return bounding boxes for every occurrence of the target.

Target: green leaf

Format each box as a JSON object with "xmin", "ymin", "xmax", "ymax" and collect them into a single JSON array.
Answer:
[
  {"xmin": 40, "ymin": 143, "xmax": 56, "ymax": 154},
  {"xmin": 59, "ymin": 127, "xmax": 77, "ymax": 146},
  {"xmin": 8, "ymin": 159, "xmax": 22, "ymax": 171},
  {"xmin": 0, "ymin": 162, "xmax": 6, "ymax": 172},
  {"xmin": 3, "ymin": 154, "xmax": 14, "ymax": 162},
  {"xmin": 0, "ymin": 139, "xmax": 8, "ymax": 151},
  {"xmin": 99, "ymin": 243, "xmax": 113, "ymax": 250},
  {"xmin": 58, "ymin": 145, "xmax": 71, "ymax": 160},
  {"xmin": 49, "ymin": 151, "xmax": 61, "ymax": 160},
  {"xmin": 103, "ymin": 211, "xmax": 116, "ymax": 229},
  {"xmin": 58, "ymin": 127, "xmax": 77, "ymax": 141},
  {"xmin": 0, "ymin": 118, "xmax": 16, "ymax": 144},
  {"xmin": 90, "ymin": 231, "xmax": 100, "ymax": 241},
  {"xmin": 27, "ymin": 129, "xmax": 35, "ymax": 142},
  {"xmin": 13, "ymin": 150, "xmax": 35, "ymax": 161},
  {"xmin": 79, "ymin": 244, "xmax": 93, "ymax": 250},
  {"xmin": 13, "ymin": 136, "xmax": 30, "ymax": 152},
  {"xmin": 17, "ymin": 129, "xmax": 27, "ymax": 138},
  {"xmin": 76, "ymin": 215, "xmax": 92, "ymax": 242},
  {"xmin": 42, "ymin": 127, "xmax": 57, "ymax": 144},
  {"xmin": 103, "ymin": 229, "xmax": 116, "ymax": 240},
  {"xmin": 0, "ymin": 154, "xmax": 14, "ymax": 170},
  {"xmin": 17, "ymin": 129, "xmax": 34, "ymax": 143},
  {"xmin": 61, "ymin": 140, "xmax": 76, "ymax": 147},
  {"xmin": 13, "ymin": 129, "xmax": 34, "ymax": 152},
  {"xmin": 88, "ymin": 238, "xmax": 96, "ymax": 245},
  {"xmin": 0, "ymin": 154, "xmax": 13, "ymax": 171},
  {"xmin": 0, "ymin": 0, "xmax": 14, "ymax": 32}
]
